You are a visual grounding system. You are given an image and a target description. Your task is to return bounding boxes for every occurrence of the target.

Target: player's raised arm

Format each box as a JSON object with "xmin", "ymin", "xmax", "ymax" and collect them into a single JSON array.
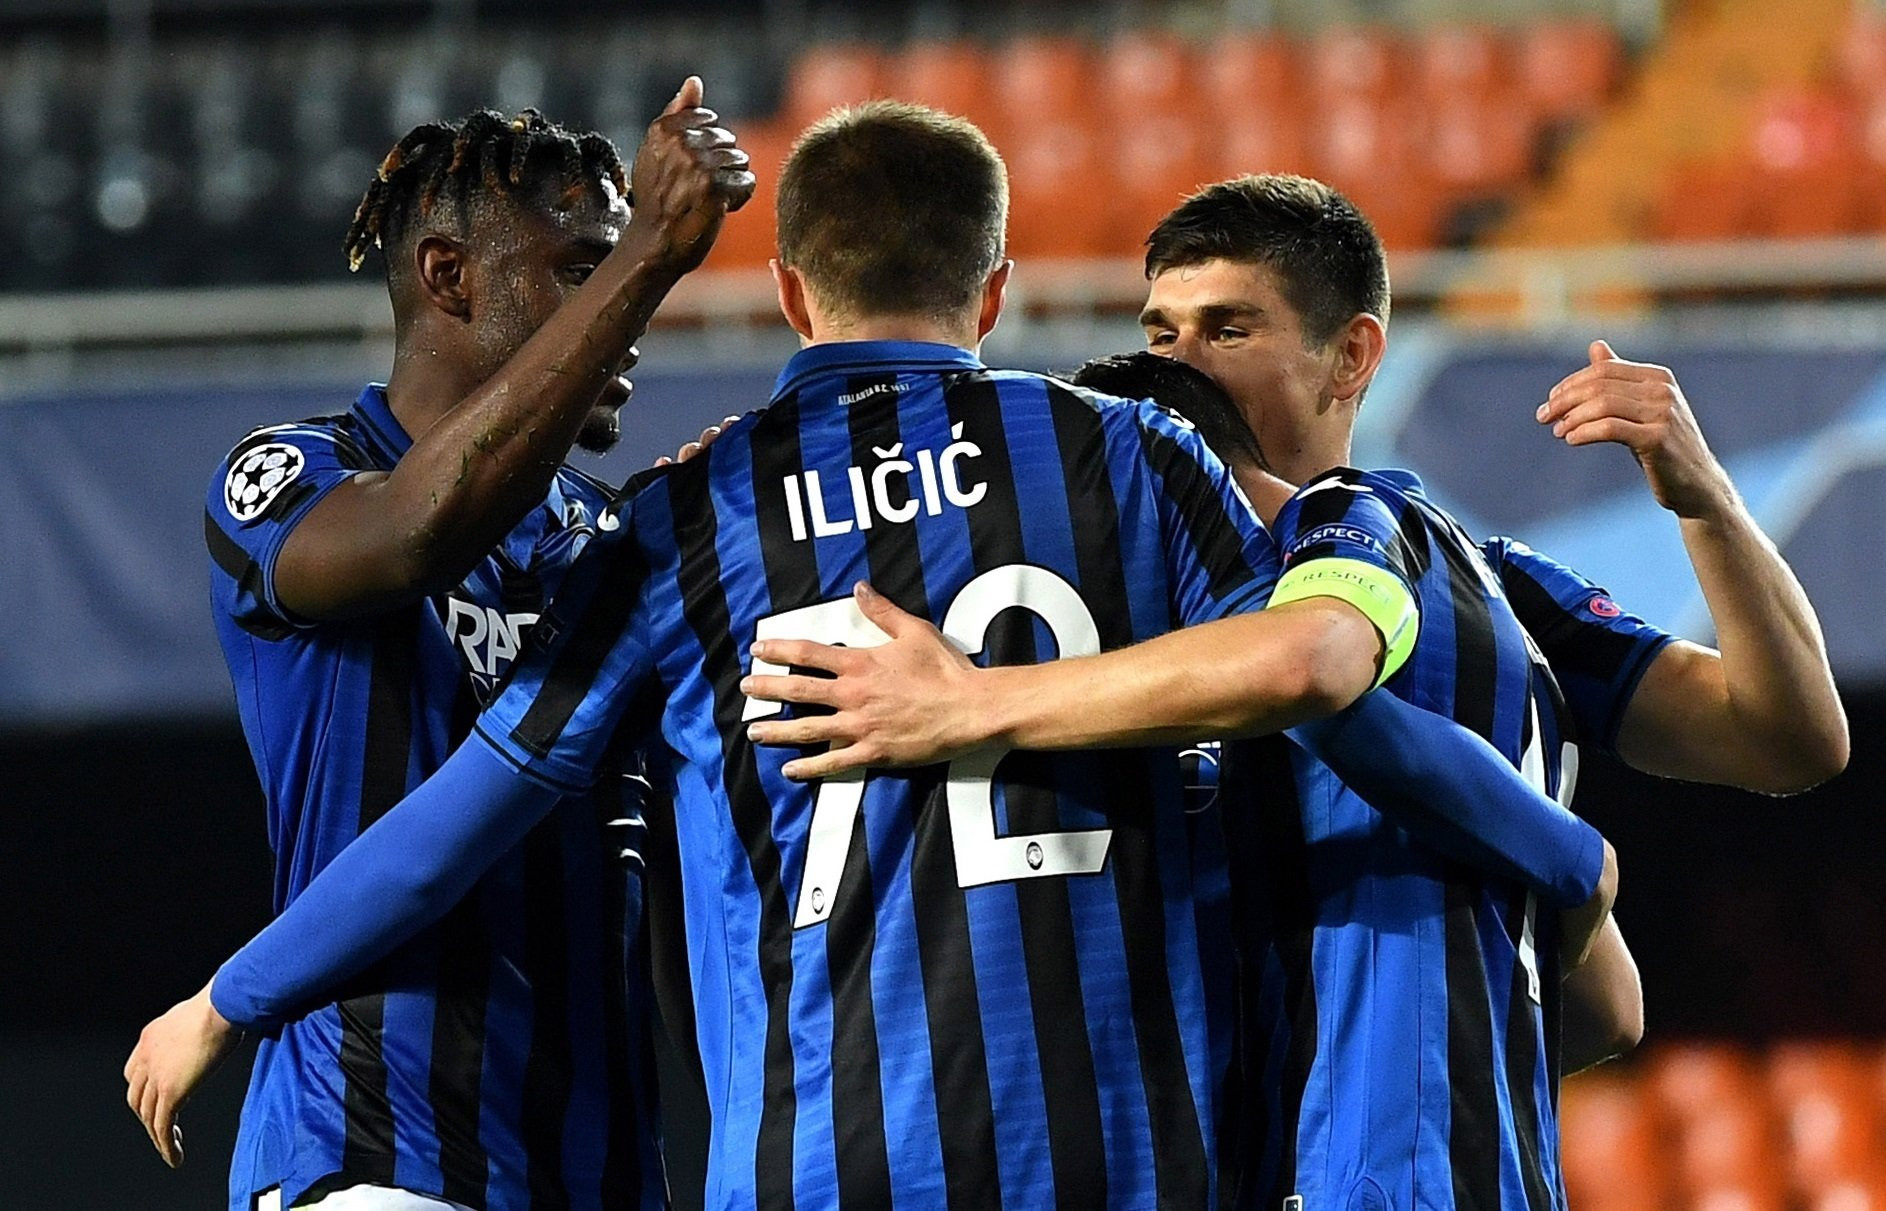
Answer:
[
  {"xmin": 273, "ymin": 77, "xmax": 754, "ymax": 622},
  {"xmin": 1532, "ymin": 341, "xmax": 1847, "ymax": 792}
]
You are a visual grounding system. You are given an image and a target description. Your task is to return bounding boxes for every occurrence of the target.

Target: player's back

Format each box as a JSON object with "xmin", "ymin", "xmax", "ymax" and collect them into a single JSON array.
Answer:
[
  {"xmin": 1221, "ymin": 468, "xmax": 1577, "ymax": 1211},
  {"xmin": 484, "ymin": 340, "xmax": 1278, "ymax": 1210},
  {"xmin": 206, "ymin": 387, "xmax": 662, "ymax": 1211}
]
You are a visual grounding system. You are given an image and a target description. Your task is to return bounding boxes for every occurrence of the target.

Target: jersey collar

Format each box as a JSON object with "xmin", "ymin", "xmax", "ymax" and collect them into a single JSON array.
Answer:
[
  {"xmin": 350, "ymin": 384, "xmax": 413, "ymax": 464},
  {"xmin": 1370, "ymin": 467, "xmax": 1426, "ymax": 496},
  {"xmin": 771, "ymin": 340, "xmax": 984, "ymax": 403}
]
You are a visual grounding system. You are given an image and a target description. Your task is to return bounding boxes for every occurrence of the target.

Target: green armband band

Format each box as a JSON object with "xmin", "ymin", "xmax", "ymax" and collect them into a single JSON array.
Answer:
[{"xmin": 1269, "ymin": 557, "xmax": 1419, "ymax": 690}]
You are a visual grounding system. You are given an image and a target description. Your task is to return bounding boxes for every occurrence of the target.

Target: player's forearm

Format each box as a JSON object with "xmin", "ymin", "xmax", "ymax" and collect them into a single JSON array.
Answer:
[
  {"xmin": 1291, "ymin": 694, "xmax": 1605, "ymax": 907},
  {"xmin": 1561, "ymin": 919, "xmax": 1643, "ymax": 1074},
  {"xmin": 984, "ymin": 600, "xmax": 1379, "ymax": 751},
  {"xmin": 381, "ymin": 239, "xmax": 680, "ymax": 585},
  {"xmin": 210, "ymin": 738, "xmax": 561, "ymax": 1029},
  {"xmin": 1622, "ymin": 500, "xmax": 1847, "ymax": 790}
]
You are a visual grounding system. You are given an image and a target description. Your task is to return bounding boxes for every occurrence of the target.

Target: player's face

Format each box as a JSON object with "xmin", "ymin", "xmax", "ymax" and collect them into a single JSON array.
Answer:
[
  {"xmin": 473, "ymin": 177, "xmax": 634, "ymax": 453},
  {"xmin": 1140, "ymin": 258, "xmax": 1342, "ymax": 465}
]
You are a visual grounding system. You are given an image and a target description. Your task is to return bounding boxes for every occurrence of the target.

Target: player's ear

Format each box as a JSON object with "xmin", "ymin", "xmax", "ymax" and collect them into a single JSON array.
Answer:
[
  {"xmin": 975, "ymin": 259, "xmax": 1013, "ymax": 343},
  {"xmin": 1331, "ymin": 311, "xmax": 1387, "ymax": 405},
  {"xmin": 414, "ymin": 235, "xmax": 472, "ymax": 321},
  {"xmin": 771, "ymin": 260, "xmax": 816, "ymax": 342}
]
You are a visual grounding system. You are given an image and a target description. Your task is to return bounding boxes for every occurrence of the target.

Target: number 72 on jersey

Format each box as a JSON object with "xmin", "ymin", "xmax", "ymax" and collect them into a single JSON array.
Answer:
[{"xmin": 741, "ymin": 564, "xmax": 1115, "ymax": 929}]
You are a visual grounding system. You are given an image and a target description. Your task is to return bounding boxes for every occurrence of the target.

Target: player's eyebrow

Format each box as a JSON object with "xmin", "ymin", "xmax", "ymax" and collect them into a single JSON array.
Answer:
[
  {"xmin": 1137, "ymin": 305, "xmax": 1170, "ymax": 328},
  {"xmin": 1138, "ymin": 301, "xmax": 1267, "ymax": 328}
]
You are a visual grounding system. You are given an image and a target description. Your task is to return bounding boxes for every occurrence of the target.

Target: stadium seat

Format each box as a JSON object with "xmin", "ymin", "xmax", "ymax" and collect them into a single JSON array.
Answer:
[
  {"xmin": 1676, "ymin": 1103, "xmax": 1787, "ymax": 1203},
  {"xmin": 891, "ymin": 40, "xmax": 998, "ymax": 133},
  {"xmin": 1810, "ymin": 1176, "xmax": 1886, "ymax": 1211},
  {"xmin": 1648, "ymin": 1041, "xmax": 1766, "ymax": 1124},
  {"xmin": 1516, "ymin": 19, "xmax": 1624, "ymax": 125},
  {"xmin": 1201, "ymin": 96, "xmax": 1313, "ymax": 181},
  {"xmin": 1416, "ymin": 26, "xmax": 1509, "ymax": 104},
  {"xmin": 1097, "ymin": 31, "xmax": 1193, "ymax": 127},
  {"xmin": 1199, "ymin": 31, "xmax": 1300, "ymax": 113},
  {"xmin": 1427, "ymin": 92, "xmax": 1537, "ymax": 198},
  {"xmin": 1654, "ymin": 162, "xmax": 1760, "ymax": 241},
  {"xmin": 1781, "ymin": 1088, "xmax": 1884, "ymax": 1197},
  {"xmin": 1304, "ymin": 26, "xmax": 1403, "ymax": 103},
  {"xmin": 1749, "ymin": 90, "xmax": 1857, "ymax": 173},
  {"xmin": 1559, "ymin": 1075, "xmax": 1667, "ymax": 1211},
  {"xmin": 1310, "ymin": 94, "xmax": 1424, "ymax": 188},
  {"xmin": 1108, "ymin": 116, "xmax": 1207, "ymax": 248},
  {"xmin": 1756, "ymin": 163, "xmax": 1868, "ymax": 238},
  {"xmin": 1003, "ymin": 120, "xmax": 1113, "ymax": 258},
  {"xmin": 992, "ymin": 36, "xmax": 1094, "ymax": 137},
  {"xmin": 1839, "ymin": 19, "xmax": 1886, "ymax": 101},
  {"xmin": 782, "ymin": 44, "xmax": 884, "ymax": 129}
]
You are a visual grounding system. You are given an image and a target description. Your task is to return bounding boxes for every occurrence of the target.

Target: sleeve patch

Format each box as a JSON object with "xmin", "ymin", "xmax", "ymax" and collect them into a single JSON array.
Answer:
[
  {"xmin": 1588, "ymin": 596, "xmax": 1623, "ymax": 619},
  {"xmin": 1287, "ymin": 522, "xmax": 1381, "ymax": 559},
  {"xmin": 223, "ymin": 443, "xmax": 308, "ymax": 522}
]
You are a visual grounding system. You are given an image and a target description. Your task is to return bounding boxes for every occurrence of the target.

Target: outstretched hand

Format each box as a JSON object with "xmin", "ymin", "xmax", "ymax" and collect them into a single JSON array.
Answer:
[
  {"xmin": 1536, "ymin": 340, "xmax": 1734, "ymax": 519},
  {"xmin": 123, "ymin": 981, "xmax": 239, "ymax": 1169},
  {"xmin": 628, "ymin": 76, "xmax": 758, "ymax": 275},
  {"xmin": 742, "ymin": 582, "xmax": 991, "ymax": 780}
]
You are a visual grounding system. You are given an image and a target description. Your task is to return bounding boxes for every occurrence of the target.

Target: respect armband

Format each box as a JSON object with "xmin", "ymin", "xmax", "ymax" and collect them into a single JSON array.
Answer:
[{"xmin": 1268, "ymin": 557, "xmax": 1419, "ymax": 690}]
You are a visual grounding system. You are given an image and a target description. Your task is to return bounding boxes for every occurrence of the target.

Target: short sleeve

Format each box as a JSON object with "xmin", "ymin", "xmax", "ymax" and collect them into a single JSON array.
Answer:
[
  {"xmin": 475, "ymin": 502, "xmax": 660, "ymax": 794},
  {"xmin": 203, "ymin": 424, "xmax": 370, "ymax": 639},
  {"xmin": 1486, "ymin": 537, "xmax": 1676, "ymax": 751},
  {"xmin": 1270, "ymin": 468, "xmax": 1422, "ymax": 686},
  {"xmin": 1131, "ymin": 403, "xmax": 1280, "ymax": 626}
]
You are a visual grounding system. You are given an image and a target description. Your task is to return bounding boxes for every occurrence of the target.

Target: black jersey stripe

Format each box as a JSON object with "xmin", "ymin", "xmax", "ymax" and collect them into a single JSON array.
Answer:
[
  {"xmin": 953, "ymin": 378, "xmax": 1108, "ymax": 1211},
  {"xmin": 1502, "ymin": 893, "xmax": 1556, "ymax": 1211},
  {"xmin": 1136, "ymin": 423, "xmax": 1263, "ymax": 609},
  {"xmin": 682, "ymin": 414, "xmax": 808, "ymax": 1211},
  {"xmin": 1229, "ymin": 734, "xmax": 1317, "ymax": 1211},
  {"xmin": 889, "ymin": 372, "xmax": 1004, "ymax": 1210},
  {"xmin": 1497, "ymin": 561, "xmax": 1646, "ymax": 696},
  {"xmin": 815, "ymin": 378, "xmax": 912, "ymax": 1210},
  {"xmin": 431, "ymin": 673, "xmax": 492, "ymax": 1208},
  {"xmin": 520, "ymin": 819, "xmax": 575, "ymax": 1211},
  {"xmin": 1051, "ymin": 385, "xmax": 1210, "ymax": 1205},
  {"xmin": 339, "ymin": 611, "xmax": 417, "ymax": 1184},
  {"xmin": 203, "ymin": 511, "xmax": 296, "ymax": 641},
  {"xmin": 507, "ymin": 534, "xmax": 652, "ymax": 760},
  {"xmin": 1432, "ymin": 516, "xmax": 1505, "ymax": 1211}
]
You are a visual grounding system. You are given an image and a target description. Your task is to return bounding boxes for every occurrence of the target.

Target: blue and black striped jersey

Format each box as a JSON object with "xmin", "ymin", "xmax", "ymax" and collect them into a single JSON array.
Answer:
[
  {"xmin": 205, "ymin": 385, "xmax": 663, "ymax": 1211},
  {"xmin": 1218, "ymin": 468, "xmax": 1672, "ymax": 1211},
  {"xmin": 476, "ymin": 340, "xmax": 1279, "ymax": 1210}
]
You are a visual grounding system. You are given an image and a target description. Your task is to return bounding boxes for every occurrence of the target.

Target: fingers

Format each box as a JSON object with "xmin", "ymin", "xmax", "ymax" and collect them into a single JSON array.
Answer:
[
  {"xmin": 748, "ymin": 713, "xmax": 853, "ymax": 747},
  {"xmin": 1589, "ymin": 338, "xmax": 1618, "ymax": 364},
  {"xmin": 153, "ymin": 1097, "xmax": 182, "ymax": 1168},
  {"xmin": 750, "ymin": 638, "xmax": 860, "ymax": 675},
  {"xmin": 1543, "ymin": 393, "xmax": 1663, "ymax": 437},
  {"xmin": 1536, "ymin": 376, "xmax": 1669, "ymax": 425},
  {"xmin": 662, "ymin": 75, "xmax": 703, "ymax": 117},
  {"xmin": 1561, "ymin": 417, "xmax": 1654, "ymax": 448},
  {"xmin": 741, "ymin": 672, "xmax": 843, "ymax": 709},
  {"xmin": 782, "ymin": 745, "xmax": 872, "ymax": 782},
  {"xmin": 715, "ymin": 165, "xmax": 758, "ymax": 210},
  {"xmin": 853, "ymin": 581, "xmax": 920, "ymax": 638}
]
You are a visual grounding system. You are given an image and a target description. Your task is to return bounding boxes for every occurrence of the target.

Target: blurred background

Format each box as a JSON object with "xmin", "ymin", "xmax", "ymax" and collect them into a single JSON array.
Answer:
[{"xmin": 4, "ymin": 0, "xmax": 1886, "ymax": 1206}]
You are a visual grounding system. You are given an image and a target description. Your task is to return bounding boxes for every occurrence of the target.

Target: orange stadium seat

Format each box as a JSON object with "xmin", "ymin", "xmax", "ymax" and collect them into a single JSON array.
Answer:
[
  {"xmin": 1108, "ymin": 117, "xmax": 1208, "ymax": 248},
  {"xmin": 1758, "ymin": 163, "xmax": 1869, "ymax": 237},
  {"xmin": 992, "ymin": 36, "xmax": 1095, "ymax": 138},
  {"xmin": 1560, "ymin": 1075, "xmax": 1668, "ymax": 1211},
  {"xmin": 1003, "ymin": 121, "xmax": 1113, "ymax": 258},
  {"xmin": 1839, "ymin": 19, "xmax": 1886, "ymax": 101},
  {"xmin": 1199, "ymin": 31, "xmax": 1300, "ymax": 113},
  {"xmin": 782, "ymin": 44, "xmax": 885, "ymax": 129},
  {"xmin": 1655, "ymin": 162, "xmax": 1760, "ymax": 241},
  {"xmin": 1676, "ymin": 1103, "xmax": 1788, "ymax": 1204},
  {"xmin": 1648, "ymin": 1041, "xmax": 1766, "ymax": 1124},
  {"xmin": 1309, "ymin": 94, "xmax": 1424, "ymax": 186},
  {"xmin": 892, "ymin": 40, "xmax": 998, "ymax": 132},
  {"xmin": 1750, "ymin": 90, "xmax": 1857, "ymax": 173},
  {"xmin": 1428, "ymin": 92, "xmax": 1536, "ymax": 197},
  {"xmin": 1201, "ymin": 95, "xmax": 1313, "ymax": 180},
  {"xmin": 1516, "ymin": 19, "xmax": 1624, "ymax": 124},
  {"xmin": 1416, "ymin": 25, "xmax": 1509, "ymax": 104},
  {"xmin": 1781, "ymin": 1088, "xmax": 1885, "ymax": 1197},
  {"xmin": 1304, "ymin": 26, "xmax": 1404, "ymax": 103},
  {"xmin": 1097, "ymin": 31, "xmax": 1194, "ymax": 127},
  {"xmin": 1809, "ymin": 1176, "xmax": 1886, "ymax": 1211}
]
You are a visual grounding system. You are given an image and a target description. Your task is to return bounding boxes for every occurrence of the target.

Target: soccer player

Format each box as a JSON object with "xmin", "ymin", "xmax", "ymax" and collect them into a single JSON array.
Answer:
[
  {"xmin": 122, "ymin": 84, "xmax": 754, "ymax": 1211},
  {"xmin": 127, "ymin": 104, "xmax": 1618, "ymax": 1210},
  {"xmin": 743, "ymin": 175, "xmax": 1847, "ymax": 1209}
]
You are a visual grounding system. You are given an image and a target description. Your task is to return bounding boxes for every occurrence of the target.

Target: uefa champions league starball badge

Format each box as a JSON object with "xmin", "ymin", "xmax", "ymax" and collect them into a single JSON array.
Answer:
[{"xmin": 224, "ymin": 442, "xmax": 308, "ymax": 522}]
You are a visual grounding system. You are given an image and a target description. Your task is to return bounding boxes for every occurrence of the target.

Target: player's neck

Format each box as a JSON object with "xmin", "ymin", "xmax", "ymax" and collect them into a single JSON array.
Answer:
[
  {"xmin": 1233, "ymin": 465, "xmax": 1296, "ymax": 527},
  {"xmin": 383, "ymin": 344, "xmax": 482, "ymax": 442},
  {"xmin": 804, "ymin": 315, "xmax": 979, "ymax": 351}
]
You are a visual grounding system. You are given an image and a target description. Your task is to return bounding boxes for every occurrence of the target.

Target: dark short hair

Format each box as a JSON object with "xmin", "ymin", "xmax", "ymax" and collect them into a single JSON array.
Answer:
[
  {"xmin": 777, "ymin": 101, "xmax": 1008, "ymax": 322},
  {"xmin": 1068, "ymin": 351, "xmax": 1267, "ymax": 471},
  {"xmin": 1144, "ymin": 173, "xmax": 1390, "ymax": 346},
  {"xmin": 346, "ymin": 109, "xmax": 627, "ymax": 280}
]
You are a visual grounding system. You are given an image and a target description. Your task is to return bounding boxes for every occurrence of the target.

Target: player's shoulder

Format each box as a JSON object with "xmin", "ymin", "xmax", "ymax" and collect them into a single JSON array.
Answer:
[
  {"xmin": 556, "ymin": 462, "xmax": 619, "ymax": 511},
  {"xmin": 1294, "ymin": 465, "xmax": 1418, "ymax": 505},
  {"xmin": 210, "ymin": 412, "xmax": 369, "ymax": 526}
]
